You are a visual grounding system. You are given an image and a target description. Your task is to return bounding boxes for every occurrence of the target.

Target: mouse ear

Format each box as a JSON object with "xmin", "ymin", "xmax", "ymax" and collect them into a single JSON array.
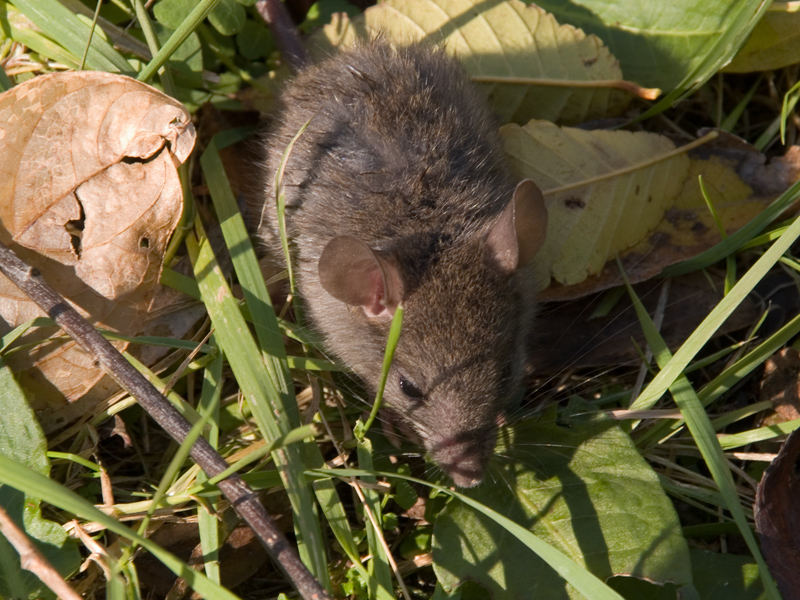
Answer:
[
  {"xmin": 318, "ymin": 236, "xmax": 404, "ymax": 318},
  {"xmin": 485, "ymin": 179, "xmax": 548, "ymax": 272}
]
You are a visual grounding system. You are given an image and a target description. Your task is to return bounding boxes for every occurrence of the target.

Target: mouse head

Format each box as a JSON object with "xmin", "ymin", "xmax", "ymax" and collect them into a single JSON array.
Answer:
[{"xmin": 318, "ymin": 180, "xmax": 547, "ymax": 487}]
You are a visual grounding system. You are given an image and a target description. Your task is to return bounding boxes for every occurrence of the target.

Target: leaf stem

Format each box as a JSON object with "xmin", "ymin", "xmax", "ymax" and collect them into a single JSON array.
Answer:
[
  {"xmin": 470, "ymin": 74, "xmax": 661, "ymax": 100},
  {"xmin": 543, "ymin": 130, "xmax": 719, "ymax": 196}
]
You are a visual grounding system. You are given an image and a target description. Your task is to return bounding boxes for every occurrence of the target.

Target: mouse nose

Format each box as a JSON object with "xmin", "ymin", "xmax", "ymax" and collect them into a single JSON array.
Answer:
[{"xmin": 429, "ymin": 428, "xmax": 494, "ymax": 488}]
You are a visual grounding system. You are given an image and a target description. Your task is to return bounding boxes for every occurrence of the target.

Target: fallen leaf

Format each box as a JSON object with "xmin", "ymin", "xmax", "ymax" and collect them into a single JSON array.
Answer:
[
  {"xmin": 755, "ymin": 425, "xmax": 800, "ymax": 598},
  {"xmin": 501, "ymin": 123, "xmax": 800, "ymax": 299},
  {"xmin": 503, "ymin": 120, "xmax": 689, "ymax": 288},
  {"xmin": 0, "ymin": 71, "xmax": 196, "ymax": 408},
  {"xmin": 726, "ymin": 3, "xmax": 800, "ymax": 73},
  {"xmin": 760, "ymin": 348, "xmax": 800, "ymax": 423},
  {"xmin": 432, "ymin": 411, "xmax": 692, "ymax": 597},
  {"xmin": 316, "ymin": 0, "xmax": 636, "ymax": 124}
]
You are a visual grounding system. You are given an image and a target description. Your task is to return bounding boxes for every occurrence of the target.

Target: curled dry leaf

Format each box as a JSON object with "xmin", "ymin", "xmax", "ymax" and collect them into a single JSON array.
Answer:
[
  {"xmin": 0, "ymin": 71, "xmax": 196, "ymax": 408},
  {"xmin": 501, "ymin": 122, "xmax": 800, "ymax": 300},
  {"xmin": 755, "ymin": 424, "xmax": 800, "ymax": 598},
  {"xmin": 316, "ymin": 0, "xmax": 635, "ymax": 124}
]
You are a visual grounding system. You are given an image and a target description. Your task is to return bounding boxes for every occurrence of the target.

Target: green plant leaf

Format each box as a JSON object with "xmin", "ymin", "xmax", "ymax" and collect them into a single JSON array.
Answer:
[
  {"xmin": 432, "ymin": 412, "xmax": 691, "ymax": 599},
  {"xmin": 0, "ymin": 360, "xmax": 80, "ymax": 599},
  {"xmin": 153, "ymin": 0, "xmax": 196, "ymax": 30},
  {"xmin": 690, "ymin": 549, "xmax": 763, "ymax": 599},
  {"xmin": 534, "ymin": 0, "xmax": 769, "ymax": 99},
  {"xmin": 726, "ymin": 3, "xmax": 800, "ymax": 73},
  {"xmin": 235, "ymin": 20, "xmax": 274, "ymax": 60},
  {"xmin": 208, "ymin": 0, "xmax": 246, "ymax": 35},
  {"xmin": 317, "ymin": 0, "xmax": 632, "ymax": 124}
]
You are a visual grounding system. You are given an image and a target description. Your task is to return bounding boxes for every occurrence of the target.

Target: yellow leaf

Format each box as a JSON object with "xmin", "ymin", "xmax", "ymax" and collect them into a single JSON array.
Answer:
[
  {"xmin": 726, "ymin": 2, "xmax": 800, "ymax": 73},
  {"xmin": 316, "ymin": 0, "xmax": 635, "ymax": 124}
]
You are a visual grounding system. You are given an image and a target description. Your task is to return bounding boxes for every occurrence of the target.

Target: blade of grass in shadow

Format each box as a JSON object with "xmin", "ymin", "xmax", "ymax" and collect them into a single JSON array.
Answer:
[
  {"xmin": 0, "ymin": 456, "xmax": 242, "ymax": 600},
  {"xmin": 9, "ymin": 0, "xmax": 132, "ymax": 72},
  {"xmin": 311, "ymin": 468, "xmax": 626, "ymax": 600},
  {"xmin": 632, "ymin": 212, "xmax": 800, "ymax": 411},
  {"xmin": 198, "ymin": 139, "xmax": 333, "ymax": 584},
  {"xmin": 197, "ymin": 350, "xmax": 223, "ymax": 584},
  {"xmin": 621, "ymin": 267, "xmax": 780, "ymax": 599}
]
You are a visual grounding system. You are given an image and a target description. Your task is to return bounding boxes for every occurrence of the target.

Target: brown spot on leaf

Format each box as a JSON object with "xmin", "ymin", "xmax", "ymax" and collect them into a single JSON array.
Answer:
[{"xmin": 564, "ymin": 197, "xmax": 586, "ymax": 209}]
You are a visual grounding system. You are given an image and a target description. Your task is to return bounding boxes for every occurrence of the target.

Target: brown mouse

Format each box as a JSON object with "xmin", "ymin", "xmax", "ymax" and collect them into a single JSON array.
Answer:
[{"xmin": 249, "ymin": 41, "xmax": 547, "ymax": 487}]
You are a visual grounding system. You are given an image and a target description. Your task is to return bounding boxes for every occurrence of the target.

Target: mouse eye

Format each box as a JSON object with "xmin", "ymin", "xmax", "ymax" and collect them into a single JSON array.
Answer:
[{"xmin": 399, "ymin": 375, "xmax": 424, "ymax": 401}]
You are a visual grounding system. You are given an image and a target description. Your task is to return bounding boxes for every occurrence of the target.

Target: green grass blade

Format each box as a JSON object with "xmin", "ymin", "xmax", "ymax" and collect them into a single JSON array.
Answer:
[
  {"xmin": 185, "ymin": 217, "xmax": 328, "ymax": 582},
  {"xmin": 356, "ymin": 438, "xmax": 396, "ymax": 600},
  {"xmin": 197, "ymin": 350, "xmax": 223, "ymax": 583},
  {"xmin": 9, "ymin": 0, "xmax": 132, "ymax": 72},
  {"xmin": 0, "ymin": 4, "xmax": 82, "ymax": 69},
  {"xmin": 360, "ymin": 305, "xmax": 404, "ymax": 438},
  {"xmin": 0, "ymin": 456, "xmax": 242, "ymax": 600},
  {"xmin": 632, "ymin": 212, "xmax": 800, "ymax": 411},
  {"xmin": 718, "ymin": 419, "xmax": 800, "ymax": 450},
  {"xmin": 621, "ymin": 272, "xmax": 780, "ymax": 599}
]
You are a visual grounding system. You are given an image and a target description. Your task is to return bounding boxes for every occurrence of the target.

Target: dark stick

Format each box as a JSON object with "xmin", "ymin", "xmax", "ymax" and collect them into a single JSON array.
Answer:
[
  {"xmin": 0, "ymin": 242, "xmax": 331, "ymax": 600},
  {"xmin": 256, "ymin": 0, "xmax": 308, "ymax": 71}
]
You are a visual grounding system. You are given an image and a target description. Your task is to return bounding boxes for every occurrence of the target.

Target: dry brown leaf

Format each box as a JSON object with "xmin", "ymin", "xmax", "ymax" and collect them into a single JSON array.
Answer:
[
  {"xmin": 760, "ymin": 348, "xmax": 800, "ymax": 423},
  {"xmin": 0, "ymin": 71, "xmax": 196, "ymax": 408},
  {"xmin": 755, "ymin": 423, "xmax": 800, "ymax": 599}
]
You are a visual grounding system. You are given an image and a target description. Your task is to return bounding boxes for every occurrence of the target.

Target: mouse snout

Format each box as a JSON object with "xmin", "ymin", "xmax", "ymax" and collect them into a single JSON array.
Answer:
[{"xmin": 428, "ymin": 426, "xmax": 496, "ymax": 488}]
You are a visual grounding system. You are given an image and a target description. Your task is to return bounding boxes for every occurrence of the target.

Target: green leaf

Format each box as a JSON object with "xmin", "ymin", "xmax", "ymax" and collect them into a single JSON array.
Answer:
[
  {"xmin": 300, "ymin": 0, "xmax": 359, "ymax": 34},
  {"xmin": 208, "ymin": 0, "xmax": 246, "ymax": 35},
  {"xmin": 726, "ymin": 3, "xmax": 800, "ymax": 73},
  {"xmin": 235, "ymin": 20, "xmax": 274, "ymax": 60},
  {"xmin": 432, "ymin": 413, "xmax": 691, "ymax": 599},
  {"xmin": 690, "ymin": 549, "xmax": 763, "ymax": 599},
  {"xmin": 153, "ymin": 0, "xmax": 196, "ymax": 29},
  {"xmin": 0, "ymin": 361, "xmax": 80, "ymax": 599},
  {"xmin": 534, "ymin": 0, "xmax": 769, "ymax": 102}
]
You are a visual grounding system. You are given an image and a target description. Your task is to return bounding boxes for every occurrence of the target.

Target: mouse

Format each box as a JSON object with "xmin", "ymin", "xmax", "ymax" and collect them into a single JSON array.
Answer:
[{"xmin": 248, "ymin": 40, "xmax": 547, "ymax": 488}]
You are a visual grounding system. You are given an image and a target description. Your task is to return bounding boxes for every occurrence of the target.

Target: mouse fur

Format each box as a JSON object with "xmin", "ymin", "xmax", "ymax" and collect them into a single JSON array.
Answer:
[{"xmin": 248, "ymin": 41, "xmax": 547, "ymax": 487}]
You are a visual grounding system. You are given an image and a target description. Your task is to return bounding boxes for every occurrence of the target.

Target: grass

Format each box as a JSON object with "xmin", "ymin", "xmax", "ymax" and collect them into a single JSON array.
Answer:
[{"xmin": 0, "ymin": 1, "xmax": 799, "ymax": 599}]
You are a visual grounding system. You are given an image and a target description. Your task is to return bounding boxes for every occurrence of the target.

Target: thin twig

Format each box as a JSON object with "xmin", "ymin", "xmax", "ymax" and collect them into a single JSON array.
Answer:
[
  {"xmin": 0, "ymin": 241, "xmax": 331, "ymax": 600},
  {"xmin": 0, "ymin": 504, "xmax": 83, "ymax": 600},
  {"xmin": 256, "ymin": 0, "xmax": 307, "ymax": 71}
]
